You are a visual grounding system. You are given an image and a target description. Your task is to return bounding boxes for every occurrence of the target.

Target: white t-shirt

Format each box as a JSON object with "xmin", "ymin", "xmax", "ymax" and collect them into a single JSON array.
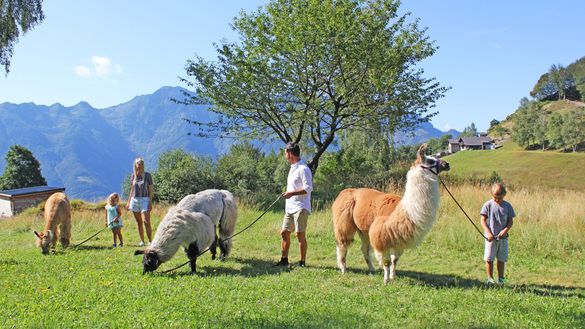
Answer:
[{"xmin": 285, "ymin": 160, "xmax": 313, "ymax": 214}]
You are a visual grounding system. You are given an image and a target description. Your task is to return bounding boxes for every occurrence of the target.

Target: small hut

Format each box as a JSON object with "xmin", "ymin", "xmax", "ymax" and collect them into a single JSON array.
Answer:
[{"xmin": 0, "ymin": 186, "xmax": 66, "ymax": 217}]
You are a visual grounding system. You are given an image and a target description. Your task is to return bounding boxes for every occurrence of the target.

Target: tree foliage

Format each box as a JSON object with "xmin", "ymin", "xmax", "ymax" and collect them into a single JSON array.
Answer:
[
  {"xmin": 460, "ymin": 122, "xmax": 478, "ymax": 137},
  {"xmin": 152, "ymin": 149, "xmax": 219, "ymax": 203},
  {"xmin": 0, "ymin": 145, "xmax": 47, "ymax": 190},
  {"xmin": 0, "ymin": 0, "xmax": 44, "ymax": 75},
  {"xmin": 181, "ymin": 0, "xmax": 448, "ymax": 173}
]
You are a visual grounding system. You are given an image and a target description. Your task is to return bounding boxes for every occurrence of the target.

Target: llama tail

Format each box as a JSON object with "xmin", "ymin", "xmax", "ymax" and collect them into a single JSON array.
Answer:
[
  {"xmin": 332, "ymin": 189, "xmax": 357, "ymax": 245},
  {"xmin": 218, "ymin": 191, "xmax": 238, "ymax": 259}
]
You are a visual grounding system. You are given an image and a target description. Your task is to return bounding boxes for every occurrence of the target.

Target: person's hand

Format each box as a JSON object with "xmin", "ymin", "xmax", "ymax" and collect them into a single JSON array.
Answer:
[
  {"xmin": 281, "ymin": 191, "xmax": 294, "ymax": 199},
  {"xmin": 125, "ymin": 203, "xmax": 130, "ymax": 210},
  {"xmin": 498, "ymin": 229, "xmax": 508, "ymax": 239},
  {"xmin": 486, "ymin": 232, "xmax": 494, "ymax": 242}
]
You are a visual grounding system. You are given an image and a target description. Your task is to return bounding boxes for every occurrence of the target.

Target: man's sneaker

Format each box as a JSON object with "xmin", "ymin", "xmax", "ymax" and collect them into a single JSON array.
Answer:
[
  {"xmin": 273, "ymin": 257, "xmax": 289, "ymax": 266},
  {"xmin": 486, "ymin": 278, "xmax": 496, "ymax": 285},
  {"xmin": 119, "ymin": 243, "xmax": 123, "ymax": 247},
  {"xmin": 297, "ymin": 260, "xmax": 305, "ymax": 267},
  {"xmin": 498, "ymin": 277, "xmax": 507, "ymax": 285},
  {"xmin": 138, "ymin": 241, "xmax": 145, "ymax": 247}
]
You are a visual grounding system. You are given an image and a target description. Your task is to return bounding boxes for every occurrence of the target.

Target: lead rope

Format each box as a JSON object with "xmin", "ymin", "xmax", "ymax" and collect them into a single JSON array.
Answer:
[
  {"xmin": 160, "ymin": 194, "xmax": 283, "ymax": 274},
  {"xmin": 421, "ymin": 165, "xmax": 488, "ymax": 241}
]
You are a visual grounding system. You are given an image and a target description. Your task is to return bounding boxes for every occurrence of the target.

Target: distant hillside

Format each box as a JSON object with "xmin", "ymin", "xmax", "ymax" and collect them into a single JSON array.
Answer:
[
  {"xmin": 0, "ymin": 87, "xmax": 221, "ymax": 200},
  {"xmin": 394, "ymin": 122, "xmax": 459, "ymax": 146},
  {"xmin": 444, "ymin": 141, "xmax": 585, "ymax": 191},
  {"xmin": 0, "ymin": 86, "xmax": 455, "ymax": 200}
]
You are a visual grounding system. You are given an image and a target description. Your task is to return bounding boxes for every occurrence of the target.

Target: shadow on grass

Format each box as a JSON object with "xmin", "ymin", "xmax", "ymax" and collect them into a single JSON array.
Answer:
[
  {"xmin": 70, "ymin": 245, "xmax": 114, "ymax": 251},
  {"xmin": 153, "ymin": 256, "xmax": 298, "ymax": 278},
  {"xmin": 399, "ymin": 270, "xmax": 585, "ymax": 298}
]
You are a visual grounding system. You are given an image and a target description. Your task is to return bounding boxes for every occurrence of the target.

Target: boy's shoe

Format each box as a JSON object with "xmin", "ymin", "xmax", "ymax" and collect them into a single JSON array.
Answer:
[
  {"xmin": 297, "ymin": 260, "xmax": 305, "ymax": 267},
  {"xmin": 486, "ymin": 278, "xmax": 496, "ymax": 285},
  {"xmin": 498, "ymin": 277, "xmax": 507, "ymax": 285},
  {"xmin": 273, "ymin": 257, "xmax": 289, "ymax": 267},
  {"xmin": 138, "ymin": 241, "xmax": 145, "ymax": 247}
]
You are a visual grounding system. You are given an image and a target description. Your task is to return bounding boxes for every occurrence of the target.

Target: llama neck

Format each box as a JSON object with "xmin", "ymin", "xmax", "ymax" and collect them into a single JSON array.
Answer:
[{"xmin": 400, "ymin": 166, "xmax": 440, "ymax": 232}]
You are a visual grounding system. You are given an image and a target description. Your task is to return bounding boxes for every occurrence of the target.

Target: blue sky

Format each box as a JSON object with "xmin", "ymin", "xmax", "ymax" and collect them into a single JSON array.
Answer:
[{"xmin": 1, "ymin": 1, "xmax": 584, "ymax": 132}]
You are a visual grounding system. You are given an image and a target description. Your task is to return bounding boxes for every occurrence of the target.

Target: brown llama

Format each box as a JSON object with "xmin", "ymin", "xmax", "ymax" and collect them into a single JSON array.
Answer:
[
  {"xmin": 34, "ymin": 192, "xmax": 72, "ymax": 255},
  {"xmin": 332, "ymin": 188, "xmax": 401, "ymax": 273},
  {"xmin": 369, "ymin": 144, "xmax": 450, "ymax": 283}
]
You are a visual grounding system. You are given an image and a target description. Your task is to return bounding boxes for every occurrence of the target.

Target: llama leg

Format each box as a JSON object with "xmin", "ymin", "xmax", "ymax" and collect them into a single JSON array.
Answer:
[
  {"xmin": 390, "ymin": 250, "xmax": 403, "ymax": 280},
  {"xmin": 375, "ymin": 250, "xmax": 391, "ymax": 284},
  {"xmin": 187, "ymin": 242, "xmax": 200, "ymax": 274},
  {"xmin": 210, "ymin": 227, "xmax": 218, "ymax": 260},
  {"xmin": 50, "ymin": 229, "xmax": 59, "ymax": 250},
  {"xmin": 60, "ymin": 221, "xmax": 72, "ymax": 249},
  {"xmin": 336, "ymin": 243, "xmax": 349, "ymax": 274},
  {"xmin": 359, "ymin": 231, "xmax": 375, "ymax": 274}
]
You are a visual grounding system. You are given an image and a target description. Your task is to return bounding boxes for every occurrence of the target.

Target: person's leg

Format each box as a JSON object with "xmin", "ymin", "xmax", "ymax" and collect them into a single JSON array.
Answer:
[
  {"xmin": 485, "ymin": 261, "xmax": 494, "ymax": 280},
  {"xmin": 133, "ymin": 211, "xmax": 145, "ymax": 244},
  {"xmin": 281, "ymin": 230, "xmax": 291, "ymax": 258},
  {"xmin": 143, "ymin": 211, "xmax": 153, "ymax": 243},
  {"xmin": 297, "ymin": 232, "xmax": 307, "ymax": 262},
  {"xmin": 112, "ymin": 230, "xmax": 117, "ymax": 246},
  {"xmin": 118, "ymin": 228, "xmax": 124, "ymax": 246},
  {"xmin": 497, "ymin": 260, "xmax": 505, "ymax": 280}
]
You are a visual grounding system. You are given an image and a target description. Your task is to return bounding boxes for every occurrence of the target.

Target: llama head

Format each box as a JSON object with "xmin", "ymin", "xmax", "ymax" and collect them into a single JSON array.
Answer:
[
  {"xmin": 134, "ymin": 249, "xmax": 160, "ymax": 274},
  {"xmin": 34, "ymin": 230, "xmax": 53, "ymax": 255},
  {"xmin": 416, "ymin": 143, "xmax": 450, "ymax": 174}
]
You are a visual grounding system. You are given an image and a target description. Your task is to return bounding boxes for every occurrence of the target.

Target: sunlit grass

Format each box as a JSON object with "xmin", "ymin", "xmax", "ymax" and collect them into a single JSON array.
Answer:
[{"xmin": 0, "ymin": 185, "xmax": 583, "ymax": 328}]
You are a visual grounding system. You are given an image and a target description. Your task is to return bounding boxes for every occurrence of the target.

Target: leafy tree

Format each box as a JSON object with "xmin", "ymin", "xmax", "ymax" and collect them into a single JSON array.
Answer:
[
  {"xmin": 512, "ymin": 100, "xmax": 538, "ymax": 148},
  {"xmin": 489, "ymin": 119, "xmax": 499, "ymax": 129},
  {"xmin": 532, "ymin": 103, "xmax": 548, "ymax": 150},
  {"xmin": 561, "ymin": 109, "xmax": 585, "ymax": 152},
  {"xmin": 152, "ymin": 149, "xmax": 219, "ymax": 203},
  {"xmin": 0, "ymin": 145, "xmax": 47, "ymax": 190},
  {"xmin": 216, "ymin": 142, "xmax": 283, "ymax": 204},
  {"xmin": 181, "ymin": 0, "xmax": 448, "ymax": 173},
  {"xmin": 0, "ymin": 0, "xmax": 44, "ymax": 75},
  {"xmin": 546, "ymin": 112, "xmax": 564, "ymax": 149},
  {"xmin": 427, "ymin": 134, "xmax": 451, "ymax": 155},
  {"xmin": 460, "ymin": 122, "xmax": 478, "ymax": 137}
]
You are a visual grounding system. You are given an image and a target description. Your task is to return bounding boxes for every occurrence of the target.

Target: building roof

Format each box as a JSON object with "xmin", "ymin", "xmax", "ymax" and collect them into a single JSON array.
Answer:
[
  {"xmin": 449, "ymin": 136, "xmax": 494, "ymax": 146},
  {"xmin": 0, "ymin": 186, "xmax": 65, "ymax": 198}
]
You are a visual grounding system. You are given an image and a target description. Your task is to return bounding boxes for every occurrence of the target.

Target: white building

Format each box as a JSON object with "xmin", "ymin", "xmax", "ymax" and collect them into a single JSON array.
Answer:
[{"xmin": 0, "ymin": 186, "xmax": 65, "ymax": 217}]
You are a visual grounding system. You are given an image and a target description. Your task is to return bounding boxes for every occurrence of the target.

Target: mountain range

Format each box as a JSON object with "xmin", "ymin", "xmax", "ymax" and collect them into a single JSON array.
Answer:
[{"xmin": 0, "ymin": 86, "xmax": 457, "ymax": 200}]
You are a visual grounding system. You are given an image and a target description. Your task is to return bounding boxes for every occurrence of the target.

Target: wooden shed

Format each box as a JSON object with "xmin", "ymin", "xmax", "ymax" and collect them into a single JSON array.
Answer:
[{"xmin": 0, "ymin": 186, "xmax": 65, "ymax": 217}]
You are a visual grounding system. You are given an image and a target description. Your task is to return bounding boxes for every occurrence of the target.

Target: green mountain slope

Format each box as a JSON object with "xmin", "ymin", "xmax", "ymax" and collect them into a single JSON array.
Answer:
[{"xmin": 443, "ymin": 141, "xmax": 585, "ymax": 190}]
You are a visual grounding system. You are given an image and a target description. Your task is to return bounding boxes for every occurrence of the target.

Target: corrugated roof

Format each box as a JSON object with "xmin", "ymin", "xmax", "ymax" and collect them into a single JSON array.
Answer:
[{"xmin": 0, "ymin": 186, "xmax": 65, "ymax": 197}]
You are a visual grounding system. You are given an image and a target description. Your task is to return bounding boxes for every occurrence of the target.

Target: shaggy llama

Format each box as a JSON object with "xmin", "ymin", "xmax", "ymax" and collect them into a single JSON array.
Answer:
[
  {"xmin": 135, "ymin": 189, "xmax": 237, "ymax": 273},
  {"xmin": 34, "ymin": 192, "xmax": 72, "ymax": 255},
  {"xmin": 332, "ymin": 188, "xmax": 401, "ymax": 274},
  {"xmin": 369, "ymin": 144, "xmax": 450, "ymax": 283}
]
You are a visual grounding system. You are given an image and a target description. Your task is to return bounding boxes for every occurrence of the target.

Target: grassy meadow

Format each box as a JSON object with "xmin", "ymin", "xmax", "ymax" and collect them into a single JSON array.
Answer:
[
  {"xmin": 1, "ymin": 184, "xmax": 584, "ymax": 328},
  {"xmin": 443, "ymin": 141, "xmax": 585, "ymax": 191}
]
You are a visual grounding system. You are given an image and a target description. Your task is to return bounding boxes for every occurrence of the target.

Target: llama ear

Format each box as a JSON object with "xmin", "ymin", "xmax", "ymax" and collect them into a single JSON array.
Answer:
[
  {"xmin": 34, "ymin": 231, "xmax": 43, "ymax": 239},
  {"xmin": 134, "ymin": 250, "xmax": 145, "ymax": 256},
  {"xmin": 417, "ymin": 143, "xmax": 428, "ymax": 162}
]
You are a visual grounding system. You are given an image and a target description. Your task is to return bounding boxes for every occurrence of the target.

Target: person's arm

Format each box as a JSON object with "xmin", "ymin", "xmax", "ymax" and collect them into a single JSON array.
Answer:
[
  {"xmin": 282, "ymin": 167, "xmax": 312, "ymax": 199},
  {"xmin": 147, "ymin": 173, "xmax": 153, "ymax": 211},
  {"xmin": 498, "ymin": 217, "xmax": 513, "ymax": 238},
  {"xmin": 105, "ymin": 209, "xmax": 109, "ymax": 227},
  {"xmin": 126, "ymin": 174, "xmax": 134, "ymax": 210},
  {"xmin": 114, "ymin": 205, "xmax": 121, "ymax": 222},
  {"xmin": 480, "ymin": 214, "xmax": 494, "ymax": 241}
]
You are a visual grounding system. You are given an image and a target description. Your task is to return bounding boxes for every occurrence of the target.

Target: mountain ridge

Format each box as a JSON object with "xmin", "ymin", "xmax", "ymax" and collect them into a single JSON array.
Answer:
[{"xmin": 0, "ymin": 86, "xmax": 457, "ymax": 200}]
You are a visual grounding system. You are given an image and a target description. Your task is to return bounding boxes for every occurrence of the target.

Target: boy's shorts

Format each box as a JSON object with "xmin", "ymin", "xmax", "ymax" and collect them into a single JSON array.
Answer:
[
  {"xmin": 129, "ymin": 197, "xmax": 150, "ymax": 213},
  {"xmin": 281, "ymin": 209, "xmax": 309, "ymax": 233},
  {"xmin": 484, "ymin": 238, "xmax": 508, "ymax": 262}
]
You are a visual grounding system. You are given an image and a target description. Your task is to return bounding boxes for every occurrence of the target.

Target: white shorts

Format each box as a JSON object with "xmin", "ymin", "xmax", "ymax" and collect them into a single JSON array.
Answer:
[
  {"xmin": 129, "ymin": 197, "xmax": 150, "ymax": 213},
  {"xmin": 484, "ymin": 238, "xmax": 508, "ymax": 262}
]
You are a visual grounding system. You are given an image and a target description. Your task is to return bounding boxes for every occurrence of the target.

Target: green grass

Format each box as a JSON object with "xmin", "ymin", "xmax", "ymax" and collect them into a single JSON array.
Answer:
[
  {"xmin": 1, "ymin": 190, "xmax": 584, "ymax": 328},
  {"xmin": 443, "ymin": 141, "xmax": 585, "ymax": 190}
]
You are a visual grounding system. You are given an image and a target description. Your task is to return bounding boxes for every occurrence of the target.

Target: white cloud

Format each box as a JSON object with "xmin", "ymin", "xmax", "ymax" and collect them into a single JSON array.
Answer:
[{"xmin": 74, "ymin": 56, "xmax": 122, "ymax": 78}]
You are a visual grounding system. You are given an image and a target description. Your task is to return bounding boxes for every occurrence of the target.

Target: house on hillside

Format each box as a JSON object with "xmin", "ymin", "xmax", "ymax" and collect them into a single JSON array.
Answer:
[
  {"xmin": 448, "ymin": 134, "xmax": 495, "ymax": 154},
  {"xmin": 0, "ymin": 186, "xmax": 65, "ymax": 217}
]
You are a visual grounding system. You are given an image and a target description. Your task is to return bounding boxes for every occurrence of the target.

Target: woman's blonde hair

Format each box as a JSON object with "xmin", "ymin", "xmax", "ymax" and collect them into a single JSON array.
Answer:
[
  {"xmin": 107, "ymin": 192, "xmax": 119, "ymax": 205},
  {"xmin": 133, "ymin": 157, "xmax": 145, "ymax": 184}
]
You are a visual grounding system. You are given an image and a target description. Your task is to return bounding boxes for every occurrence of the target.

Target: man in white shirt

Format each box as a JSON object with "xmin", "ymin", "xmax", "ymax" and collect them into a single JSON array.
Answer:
[{"xmin": 274, "ymin": 142, "xmax": 313, "ymax": 267}]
